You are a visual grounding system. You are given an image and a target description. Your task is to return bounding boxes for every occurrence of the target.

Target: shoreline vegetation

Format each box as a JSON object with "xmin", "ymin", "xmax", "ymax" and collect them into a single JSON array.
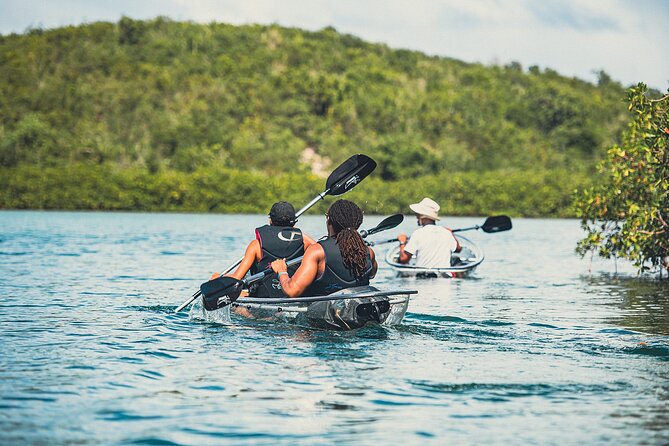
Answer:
[
  {"xmin": 0, "ymin": 17, "xmax": 650, "ymax": 217},
  {"xmin": 0, "ymin": 164, "xmax": 589, "ymax": 217}
]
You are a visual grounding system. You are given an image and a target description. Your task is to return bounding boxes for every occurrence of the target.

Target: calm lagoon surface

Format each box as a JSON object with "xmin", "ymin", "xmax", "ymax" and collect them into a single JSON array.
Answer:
[{"xmin": 1, "ymin": 211, "xmax": 668, "ymax": 445}]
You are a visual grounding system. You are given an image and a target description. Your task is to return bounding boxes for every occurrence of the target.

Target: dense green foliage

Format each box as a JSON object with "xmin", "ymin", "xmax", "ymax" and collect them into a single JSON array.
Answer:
[
  {"xmin": 0, "ymin": 163, "xmax": 583, "ymax": 217},
  {"xmin": 575, "ymin": 84, "xmax": 668, "ymax": 276},
  {"xmin": 0, "ymin": 18, "xmax": 633, "ymax": 215}
]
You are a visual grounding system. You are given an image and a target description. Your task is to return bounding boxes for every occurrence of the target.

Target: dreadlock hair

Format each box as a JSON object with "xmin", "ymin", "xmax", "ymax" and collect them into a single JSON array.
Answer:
[{"xmin": 327, "ymin": 199, "xmax": 368, "ymax": 278}]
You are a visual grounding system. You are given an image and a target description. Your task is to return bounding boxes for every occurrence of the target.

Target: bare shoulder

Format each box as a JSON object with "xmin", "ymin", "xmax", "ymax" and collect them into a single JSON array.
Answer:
[
  {"xmin": 304, "ymin": 241, "xmax": 325, "ymax": 260},
  {"xmin": 302, "ymin": 232, "xmax": 316, "ymax": 248},
  {"xmin": 247, "ymin": 239, "xmax": 261, "ymax": 258}
]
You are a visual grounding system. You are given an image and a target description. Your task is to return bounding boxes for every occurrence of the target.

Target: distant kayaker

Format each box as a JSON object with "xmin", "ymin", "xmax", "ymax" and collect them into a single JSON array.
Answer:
[
  {"xmin": 396, "ymin": 197, "xmax": 461, "ymax": 268},
  {"xmin": 215, "ymin": 201, "xmax": 316, "ymax": 298},
  {"xmin": 270, "ymin": 199, "xmax": 378, "ymax": 297}
]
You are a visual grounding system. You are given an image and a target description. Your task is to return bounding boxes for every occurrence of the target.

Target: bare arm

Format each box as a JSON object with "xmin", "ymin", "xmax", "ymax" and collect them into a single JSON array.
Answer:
[
  {"xmin": 446, "ymin": 228, "xmax": 462, "ymax": 253},
  {"xmin": 229, "ymin": 240, "xmax": 261, "ymax": 280},
  {"xmin": 271, "ymin": 244, "xmax": 324, "ymax": 297},
  {"xmin": 397, "ymin": 233, "xmax": 413, "ymax": 264},
  {"xmin": 369, "ymin": 247, "xmax": 378, "ymax": 279}
]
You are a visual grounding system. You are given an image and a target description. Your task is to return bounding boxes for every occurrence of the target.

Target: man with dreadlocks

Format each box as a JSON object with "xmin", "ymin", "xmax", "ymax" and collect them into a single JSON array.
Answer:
[{"xmin": 270, "ymin": 199, "xmax": 378, "ymax": 297}]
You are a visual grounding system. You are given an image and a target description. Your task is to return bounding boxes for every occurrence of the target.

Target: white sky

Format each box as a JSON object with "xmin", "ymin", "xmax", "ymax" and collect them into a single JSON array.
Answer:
[{"xmin": 1, "ymin": 0, "xmax": 667, "ymax": 89}]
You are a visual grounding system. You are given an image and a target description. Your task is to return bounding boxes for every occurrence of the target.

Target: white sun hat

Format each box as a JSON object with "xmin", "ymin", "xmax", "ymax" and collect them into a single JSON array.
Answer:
[{"xmin": 409, "ymin": 197, "xmax": 440, "ymax": 221}]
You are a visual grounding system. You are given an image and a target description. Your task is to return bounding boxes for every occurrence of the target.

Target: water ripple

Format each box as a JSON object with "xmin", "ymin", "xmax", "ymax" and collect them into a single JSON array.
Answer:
[{"xmin": 1, "ymin": 212, "xmax": 668, "ymax": 445}]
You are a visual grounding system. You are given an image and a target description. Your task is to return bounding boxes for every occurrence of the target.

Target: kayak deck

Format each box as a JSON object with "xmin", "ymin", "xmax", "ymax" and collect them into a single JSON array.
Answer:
[{"xmin": 233, "ymin": 288, "xmax": 418, "ymax": 305}]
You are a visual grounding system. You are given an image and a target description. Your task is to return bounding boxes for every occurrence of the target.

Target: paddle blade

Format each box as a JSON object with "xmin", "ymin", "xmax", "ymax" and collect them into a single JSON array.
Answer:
[
  {"xmin": 362, "ymin": 214, "xmax": 404, "ymax": 237},
  {"xmin": 200, "ymin": 276, "xmax": 243, "ymax": 311},
  {"xmin": 481, "ymin": 215, "xmax": 512, "ymax": 233},
  {"xmin": 326, "ymin": 154, "xmax": 376, "ymax": 196}
]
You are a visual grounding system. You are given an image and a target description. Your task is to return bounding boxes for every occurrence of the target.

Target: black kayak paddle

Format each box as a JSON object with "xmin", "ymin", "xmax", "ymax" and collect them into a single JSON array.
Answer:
[
  {"xmin": 367, "ymin": 215, "xmax": 512, "ymax": 246},
  {"xmin": 452, "ymin": 215, "xmax": 512, "ymax": 233},
  {"xmin": 175, "ymin": 154, "xmax": 377, "ymax": 313}
]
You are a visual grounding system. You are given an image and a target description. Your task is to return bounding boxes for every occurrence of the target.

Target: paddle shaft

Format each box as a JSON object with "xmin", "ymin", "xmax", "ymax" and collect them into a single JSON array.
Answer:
[
  {"xmin": 177, "ymin": 253, "xmax": 306, "ymax": 313},
  {"xmin": 366, "ymin": 238, "xmax": 398, "ymax": 247},
  {"xmin": 370, "ymin": 227, "xmax": 474, "ymax": 246},
  {"xmin": 452, "ymin": 225, "xmax": 479, "ymax": 233},
  {"xmin": 367, "ymin": 215, "xmax": 511, "ymax": 247},
  {"xmin": 368, "ymin": 224, "xmax": 479, "ymax": 246},
  {"xmin": 244, "ymin": 255, "xmax": 304, "ymax": 285}
]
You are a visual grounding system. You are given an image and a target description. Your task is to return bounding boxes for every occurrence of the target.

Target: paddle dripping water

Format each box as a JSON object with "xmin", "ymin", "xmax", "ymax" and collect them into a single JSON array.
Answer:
[
  {"xmin": 1, "ymin": 211, "xmax": 668, "ymax": 445},
  {"xmin": 190, "ymin": 299, "xmax": 232, "ymax": 324}
]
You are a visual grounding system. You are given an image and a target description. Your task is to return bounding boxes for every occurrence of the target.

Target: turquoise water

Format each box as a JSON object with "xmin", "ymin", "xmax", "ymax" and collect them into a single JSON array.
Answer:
[{"xmin": 1, "ymin": 211, "xmax": 667, "ymax": 445}]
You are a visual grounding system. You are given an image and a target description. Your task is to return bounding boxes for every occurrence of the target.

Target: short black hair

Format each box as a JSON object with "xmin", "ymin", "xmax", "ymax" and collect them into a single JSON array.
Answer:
[{"xmin": 269, "ymin": 201, "xmax": 296, "ymax": 226}]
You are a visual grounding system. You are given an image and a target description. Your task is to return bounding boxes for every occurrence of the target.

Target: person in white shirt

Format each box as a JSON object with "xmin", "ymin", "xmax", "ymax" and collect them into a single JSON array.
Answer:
[{"xmin": 397, "ymin": 197, "xmax": 461, "ymax": 268}]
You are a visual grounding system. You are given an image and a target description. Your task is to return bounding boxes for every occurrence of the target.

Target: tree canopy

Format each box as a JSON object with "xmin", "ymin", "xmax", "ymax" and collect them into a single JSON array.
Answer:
[
  {"xmin": 0, "ymin": 17, "xmax": 636, "ymax": 216},
  {"xmin": 575, "ymin": 84, "xmax": 668, "ymax": 277}
]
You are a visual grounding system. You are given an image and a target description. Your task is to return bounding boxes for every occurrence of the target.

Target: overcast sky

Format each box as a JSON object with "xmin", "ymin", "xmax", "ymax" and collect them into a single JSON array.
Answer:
[{"xmin": 1, "ymin": 0, "xmax": 667, "ymax": 89}]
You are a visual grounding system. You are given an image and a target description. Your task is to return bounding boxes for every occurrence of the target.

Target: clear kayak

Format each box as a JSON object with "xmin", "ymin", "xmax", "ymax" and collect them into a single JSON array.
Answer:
[
  {"xmin": 384, "ymin": 234, "xmax": 484, "ymax": 278},
  {"xmin": 191, "ymin": 286, "xmax": 417, "ymax": 331}
]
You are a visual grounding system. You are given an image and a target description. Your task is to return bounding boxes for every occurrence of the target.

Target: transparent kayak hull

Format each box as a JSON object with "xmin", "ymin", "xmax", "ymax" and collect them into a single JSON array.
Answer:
[
  {"xmin": 191, "ymin": 286, "xmax": 417, "ymax": 330},
  {"xmin": 385, "ymin": 234, "xmax": 484, "ymax": 278}
]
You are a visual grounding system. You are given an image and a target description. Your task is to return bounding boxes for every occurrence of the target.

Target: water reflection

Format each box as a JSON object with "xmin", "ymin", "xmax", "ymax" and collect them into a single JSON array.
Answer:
[{"xmin": 586, "ymin": 275, "xmax": 669, "ymax": 335}]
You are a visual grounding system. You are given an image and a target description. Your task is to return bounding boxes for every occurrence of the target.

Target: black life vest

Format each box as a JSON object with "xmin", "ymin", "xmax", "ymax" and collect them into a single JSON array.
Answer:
[
  {"xmin": 303, "ymin": 236, "xmax": 372, "ymax": 296},
  {"xmin": 249, "ymin": 225, "xmax": 304, "ymax": 298}
]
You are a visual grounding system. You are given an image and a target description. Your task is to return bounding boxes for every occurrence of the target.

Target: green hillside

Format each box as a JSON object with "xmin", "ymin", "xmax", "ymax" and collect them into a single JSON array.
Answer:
[{"xmin": 0, "ymin": 17, "xmax": 633, "ymax": 216}]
